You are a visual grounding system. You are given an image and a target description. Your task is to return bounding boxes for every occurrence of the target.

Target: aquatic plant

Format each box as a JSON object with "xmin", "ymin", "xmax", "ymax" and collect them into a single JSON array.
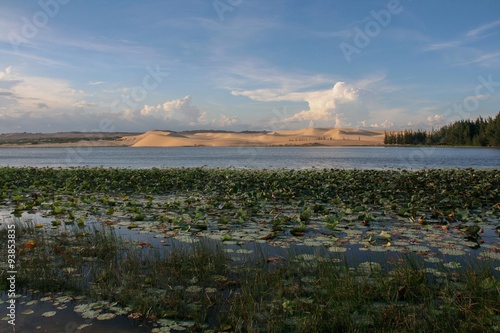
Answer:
[{"xmin": 0, "ymin": 167, "xmax": 499, "ymax": 331}]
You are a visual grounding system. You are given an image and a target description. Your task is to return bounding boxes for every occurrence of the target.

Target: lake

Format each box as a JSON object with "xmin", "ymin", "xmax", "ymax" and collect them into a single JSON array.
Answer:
[{"xmin": 0, "ymin": 146, "xmax": 498, "ymax": 169}]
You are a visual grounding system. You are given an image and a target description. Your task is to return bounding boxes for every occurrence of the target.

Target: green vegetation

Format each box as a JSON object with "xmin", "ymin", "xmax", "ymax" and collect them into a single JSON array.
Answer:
[
  {"xmin": 0, "ymin": 132, "xmax": 135, "ymax": 145},
  {"xmin": 1, "ymin": 224, "xmax": 499, "ymax": 332},
  {"xmin": 384, "ymin": 111, "xmax": 500, "ymax": 146},
  {"xmin": 0, "ymin": 167, "xmax": 499, "ymax": 332}
]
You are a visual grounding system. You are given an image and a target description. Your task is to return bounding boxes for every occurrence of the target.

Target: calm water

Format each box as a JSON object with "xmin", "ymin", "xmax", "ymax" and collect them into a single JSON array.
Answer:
[{"xmin": 0, "ymin": 146, "xmax": 498, "ymax": 169}]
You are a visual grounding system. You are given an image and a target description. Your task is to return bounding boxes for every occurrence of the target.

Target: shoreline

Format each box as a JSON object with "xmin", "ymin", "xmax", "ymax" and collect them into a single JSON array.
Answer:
[
  {"xmin": 0, "ymin": 142, "xmax": 387, "ymax": 148},
  {"xmin": 1, "ymin": 128, "xmax": 497, "ymax": 148},
  {"xmin": 0, "ymin": 128, "xmax": 387, "ymax": 148},
  {"xmin": 1, "ymin": 143, "xmax": 498, "ymax": 149}
]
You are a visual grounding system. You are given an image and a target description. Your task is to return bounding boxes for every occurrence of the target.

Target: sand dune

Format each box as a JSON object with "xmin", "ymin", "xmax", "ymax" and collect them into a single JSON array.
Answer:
[
  {"xmin": 0, "ymin": 128, "xmax": 386, "ymax": 148},
  {"xmin": 273, "ymin": 128, "xmax": 329, "ymax": 137},
  {"xmin": 339, "ymin": 129, "xmax": 382, "ymax": 136},
  {"xmin": 124, "ymin": 128, "xmax": 385, "ymax": 147},
  {"xmin": 131, "ymin": 131, "xmax": 192, "ymax": 147}
]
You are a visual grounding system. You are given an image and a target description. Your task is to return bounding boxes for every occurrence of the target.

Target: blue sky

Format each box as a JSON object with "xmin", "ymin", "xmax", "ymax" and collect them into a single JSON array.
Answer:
[{"xmin": 0, "ymin": 0, "xmax": 499, "ymax": 133}]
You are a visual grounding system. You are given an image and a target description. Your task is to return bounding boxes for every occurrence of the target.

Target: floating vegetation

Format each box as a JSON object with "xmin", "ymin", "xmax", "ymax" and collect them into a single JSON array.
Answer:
[
  {"xmin": 358, "ymin": 261, "xmax": 382, "ymax": 274},
  {"xmin": 424, "ymin": 257, "xmax": 444, "ymax": 263},
  {"xmin": 96, "ymin": 313, "xmax": 117, "ymax": 320},
  {"xmin": 407, "ymin": 245, "xmax": 431, "ymax": 253},
  {"xmin": 41, "ymin": 311, "xmax": 56, "ymax": 317},
  {"xmin": 0, "ymin": 167, "xmax": 499, "ymax": 332},
  {"xmin": 479, "ymin": 251, "xmax": 500, "ymax": 260},
  {"xmin": 328, "ymin": 246, "xmax": 347, "ymax": 253},
  {"xmin": 439, "ymin": 247, "xmax": 467, "ymax": 256},
  {"xmin": 443, "ymin": 261, "xmax": 462, "ymax": 269}
]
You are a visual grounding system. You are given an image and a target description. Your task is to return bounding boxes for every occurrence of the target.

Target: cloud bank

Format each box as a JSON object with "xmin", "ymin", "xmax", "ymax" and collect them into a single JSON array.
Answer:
[
  {"xmin": 138, "ymin": 95, "xmax": 240, "ymax": 128},
  {"xmin": 233, "ymin": 81, "xmax": 372, "ymax": 128}
]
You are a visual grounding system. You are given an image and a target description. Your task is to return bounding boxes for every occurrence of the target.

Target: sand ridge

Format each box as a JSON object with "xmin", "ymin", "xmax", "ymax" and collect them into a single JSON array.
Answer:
[{"xmin": 124, "ymin": 128, "xmax": 385, "ymax": 147}]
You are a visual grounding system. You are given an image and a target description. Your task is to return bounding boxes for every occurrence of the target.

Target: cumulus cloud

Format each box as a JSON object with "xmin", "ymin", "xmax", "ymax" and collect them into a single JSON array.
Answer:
[
  {"xmin": 73, "ymin": 101, "xmax": 100, "ymax": 109},
  {"xmin": 213, "ymin": 114, "xmax": 240, "ymax": 127},
  {"xmin": 0, "ymin": 66, "xmax": 12, "ymax": 79},
  {"xmin": 233, "ymin": 81, "xmax": 360, "ymax": 127},
  {"xmin": 366, "ymin": 120, "xmax": 395, "ymax": 128},
  {"xmin": 426, "ymin": 114, "xmax": 447, "ymax": 127},
  {"xmin": 0, "ymin": 66, "xmax": 85, "ymax": 117},
  {"xmin": 140, "ymin": 95, "xmax": 207, "ymax": 126},
  {"xmin": 285, "ymin": 82, "xmax": 359, "ymax": 123},
  {"xmin": 135, "ymin": 96, "xmax": 243, "ymax": 129},
  {"xmin": 88, "ymin": 81, "xmax": 107, "ymax": 86}
]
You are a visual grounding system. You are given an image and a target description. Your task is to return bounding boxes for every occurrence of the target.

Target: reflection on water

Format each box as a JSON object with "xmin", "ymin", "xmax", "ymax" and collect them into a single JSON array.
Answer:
[
  {"xmin": 0, "ymin": 292, "xmax": 152, "ymax": 333},
  {"xmin": 1, "ymin": 210, "xmax": 499, "ymax": 332},
  {"xmin": 2, "ymin": 211, "xmax": 498, "ymax": 277},
  {"xmin": 0, "ymin": 146, "xmax": 499, "ymax": 169}
]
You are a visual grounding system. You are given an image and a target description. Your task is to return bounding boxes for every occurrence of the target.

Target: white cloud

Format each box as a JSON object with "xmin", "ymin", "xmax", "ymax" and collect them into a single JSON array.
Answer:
[
  {"xmin": 362, "ymin": 120, "xmax": 394, "ymax": 128},
  {"xmin": 0, "ymin": 66, "xmax": 85, "ymax": 116},
  {"xmin": 424, "ymin": 41, "xmax": 463, "ymax": 51},
  {"xmin": 213, "ymin": 114, "xmax": 240, "ymax": 127},
  {"xmin": 137, "ymin": 96, "xmax": 243, "ymax": 129},
  {"xmin": 458, "ymin": 51, "xmax": 500, "ymax": 67},
  {"xmin": 218, "ymin": 60, "xmax": 397, "ymax": 129},
  {"xmin": 425, "ymin": 20, "xmax": 500, "ymax": 52},
  {"xmin": 465, "ymin": 94, "xmax": 490, "ymax": 101},
  {"xmin": 0, "ymin": 66, "xmax": 12, "ymax": 79},
  {"xmin": 233, "ymin": 81, "xmax": 360, "ymax": 127},
  {"xmin": 285, "ymin": 82, "xmax": 359, "ymax": 122},
  {"xmin": 427, "ymin": 114, "xmax": 445, "ymax": 125},
  {"xmin": 73, "ymin": 101, "xmax": 100, "ymax": 109},
  {"xmin": 466, "ymin": 19, "xmax": 500, "ymax": 38},
  {"xmin": 140, "ymin": 95, "xmax": 207, "ymax": 126},
  {"xmin": 88, "ymin": 81, "xmax": 107, "ymax": 86},
  {"xmin": 423, "ymin": 20, "xmax": 500, "ymax": 68}
]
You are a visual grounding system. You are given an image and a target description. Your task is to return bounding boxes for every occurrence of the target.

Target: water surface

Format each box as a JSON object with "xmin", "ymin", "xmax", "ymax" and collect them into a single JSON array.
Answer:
[{"xmin": 0, "ymin": 146, "xmax": 498, "ymax": 169}]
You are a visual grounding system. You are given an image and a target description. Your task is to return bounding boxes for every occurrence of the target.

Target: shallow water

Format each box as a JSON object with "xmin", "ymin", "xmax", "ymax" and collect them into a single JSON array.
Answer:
[
  {"xmin": 1, "ymin": 207, "xmax": 499, "ymax": 332},
  {"xmin": 0, "ymin": 292, "xmax": 152, "ymax": 333},
  {"xmin": 3, "ymin": 211, "xmax": 498, "ymax": 277},
  {"xmin": 0, "ymin": 146, "xmax": 499, "ymax": 169}
]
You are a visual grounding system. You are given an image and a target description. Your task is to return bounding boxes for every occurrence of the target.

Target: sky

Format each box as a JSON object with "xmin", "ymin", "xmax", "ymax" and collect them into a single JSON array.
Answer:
[{"xmin": 0, "ymin": 0, "xmax": 499, "ymax": 133}]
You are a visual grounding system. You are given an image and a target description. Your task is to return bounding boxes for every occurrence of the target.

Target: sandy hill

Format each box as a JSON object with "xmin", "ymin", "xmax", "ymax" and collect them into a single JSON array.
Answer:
[
  {"xmin": 130, "ymin": 131, "xmax": 191, "ymax": 147},
  {"xmin": 0, "ymin": 128, "xmax": 386, "ymax": 148},
  {"xmin": 273, "ymin": 128, "xmax": 330, "ymax": 137},
  {"xmin": 339, "ymin": 129, "xmax": 382, "ymax": 136},
  {"xmin": 120, "ymin": 128, "xmax": 385, "ymax": 147}
]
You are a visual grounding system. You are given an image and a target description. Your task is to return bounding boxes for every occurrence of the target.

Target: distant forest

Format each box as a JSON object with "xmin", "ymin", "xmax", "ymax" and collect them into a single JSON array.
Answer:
[{"xmin": 384, "ymin": 111, "xmax": 500, "ymax": 146}]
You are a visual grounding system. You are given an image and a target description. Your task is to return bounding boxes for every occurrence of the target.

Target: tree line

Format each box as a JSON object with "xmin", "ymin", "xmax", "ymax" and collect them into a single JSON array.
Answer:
[{"xmin": 384, "ymin": 111, "xmax": 500, "ymax": 146}]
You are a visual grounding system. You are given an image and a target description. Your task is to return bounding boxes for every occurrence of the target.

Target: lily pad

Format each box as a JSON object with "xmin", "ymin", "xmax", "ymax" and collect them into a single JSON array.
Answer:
[
  {"xmin": 41, "ymin": 311, "xmax": 56, "ymax": 317},
  {"xmin": 479, "ymin": 251, "xmax": 500, "ymax": 260},
  {"xmin": 328, "ymin": 246, "xmax": 347, "ymax": 253},
  {"xmin": 443, "ymin": 261, "xmax": 462, "ymax": 269},
  {"xmin": 439, "ymin": 248, "xmax": 467, "ymax": 256},
  {"xmin": 186, "ymin": 286, "xmax": 203, "ymax": 293},
  {"xmin": 96, "ymin": 313, "xmax": 116, "ymax": 320},
  {"xmin": 81, "ymin": 310, "xmax": 100, "ymax": 319}
]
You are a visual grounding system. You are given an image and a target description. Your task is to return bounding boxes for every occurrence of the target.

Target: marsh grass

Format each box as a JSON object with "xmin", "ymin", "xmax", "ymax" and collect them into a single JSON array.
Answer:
[
  {"xmin": 1, "ymin": 167, "xmax": 499, "ymax": 332},
  {"xmin": 2, "ymin": 223, "xmax": 498, "ymax": 332}
]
